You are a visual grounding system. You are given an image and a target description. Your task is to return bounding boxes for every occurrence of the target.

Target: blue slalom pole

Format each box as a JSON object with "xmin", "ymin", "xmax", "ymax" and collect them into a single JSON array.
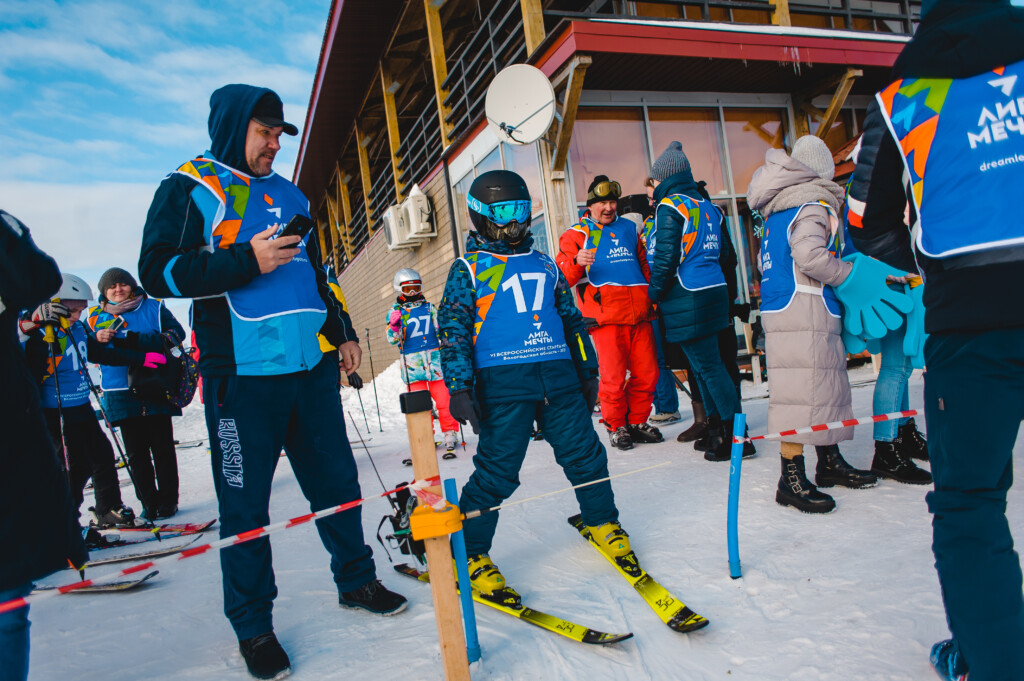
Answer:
[
  {"xmin": 444, "ymin": 477, "xmax": 481, "ymax": 663},
  {"xmin": 727, "ymin": 413, "xmax": 747, "ymax": 579}
]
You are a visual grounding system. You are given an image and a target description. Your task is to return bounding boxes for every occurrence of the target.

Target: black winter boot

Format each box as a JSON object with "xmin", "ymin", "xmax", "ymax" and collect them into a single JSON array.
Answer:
[
  {"xmin": 814, "ymin": 445, "xmax": 877, "ymax": 489},
  {"xmin": 776, "ymin": 455, "xmax": 836, "ymax": 513},
  {"xmin": 239, "ymin": 632, "xmax": 291, "ymax": 680},
  {"xmin": 677, "ymin": 400, "xmax": 707, "ymax": 443},
  {"xmin": 897, "ymin": 418, "xmax": 929, "ymax": 461},
  {"xmin": 703, "ymin": 419, "xmax": 734, "ymax": 461},
  {"xmin": 694, "ymin": 415, "xmax": 723, "ymax": 452},
  {"xmin": 871, "ymin": 441, "xmax": 932, "ymax": 485}
]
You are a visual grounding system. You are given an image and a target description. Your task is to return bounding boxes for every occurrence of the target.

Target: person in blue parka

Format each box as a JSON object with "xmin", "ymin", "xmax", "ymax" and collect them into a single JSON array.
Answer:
[{"xmin": 439, "ymin": 169, "xmax": 631, "ymax": 604}]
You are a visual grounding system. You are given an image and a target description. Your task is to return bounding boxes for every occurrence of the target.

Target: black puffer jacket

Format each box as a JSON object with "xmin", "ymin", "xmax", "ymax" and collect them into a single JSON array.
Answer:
[
  {"xmin": 847, "ymin": 0, "xmax": 1024, "ymax": 333},
  {"xmin": 0, "ymin": 210, "xmax": 87, "ymax": 590},
  {"xmin": 647, "ymin": 171, "xmax": 729, "ymax": 343}
]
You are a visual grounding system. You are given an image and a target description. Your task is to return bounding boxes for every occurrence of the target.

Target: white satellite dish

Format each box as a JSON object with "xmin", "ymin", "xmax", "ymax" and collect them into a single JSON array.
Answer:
[{"xmin": 485, "ymin": 64, "xmax": 556, "ymax": 146}]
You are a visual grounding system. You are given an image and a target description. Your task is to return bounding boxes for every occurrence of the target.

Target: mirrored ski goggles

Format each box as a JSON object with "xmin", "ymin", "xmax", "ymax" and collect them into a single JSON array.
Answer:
[
  {"xmin": 587, "ymin": 180, "xmax": 621, "ymax": 203},
  {"xmin": 467, "ymin": 195, "xmax": 532, "ymax": 226}
]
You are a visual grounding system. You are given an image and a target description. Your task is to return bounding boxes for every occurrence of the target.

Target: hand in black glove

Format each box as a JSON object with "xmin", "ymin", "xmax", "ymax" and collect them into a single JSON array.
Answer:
[
  {"xmin": 580, "ymin": 377, "xmax": 599, "ymax": 415},
  {"xmin": 347, "ymin": 371, "xmax": 363, "ymax": 390},
  {"xmin": 449, "ymin": 389, "xmax": 482, "ymax": 434}
]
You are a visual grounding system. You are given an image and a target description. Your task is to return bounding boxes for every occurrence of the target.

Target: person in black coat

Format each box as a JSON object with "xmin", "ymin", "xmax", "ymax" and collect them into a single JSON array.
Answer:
[{"xmin": 0, "ymin": 209, "xmax": 87, "ymax": 681}]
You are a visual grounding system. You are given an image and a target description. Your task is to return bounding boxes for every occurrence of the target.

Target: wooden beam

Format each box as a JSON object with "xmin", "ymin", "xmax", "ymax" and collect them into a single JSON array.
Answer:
[
  {"xmin": 339, "ymin": 172, "xmax": 354, "ymax": 263},
  {"xmin": 772, "ymin": 0, "xmax": 791, "ymax": 26},
  {"xmin": 380, "ymin": 61, "xmax": 406, "ymax": 202},
  {"xmin": 551, "ymin": 55, "xmax": 592, "ymax": 173},
  {"xmin": 520, "ymin": 0, "xmax": 546, "ymax": 55},
  {"xmin": 334, "ymin": 165, "xmax": 355, "ymax": 261},
  {"xmin": 424, "ymin": 0, "xmax": 454, "ymax": 148},
  {"xmin": 816, "ymin": 68, "xmax": 862, "ymax": 139},
  {"xmin": 355, "ymin": 122, "xmax": 376, "ymax": 232}
]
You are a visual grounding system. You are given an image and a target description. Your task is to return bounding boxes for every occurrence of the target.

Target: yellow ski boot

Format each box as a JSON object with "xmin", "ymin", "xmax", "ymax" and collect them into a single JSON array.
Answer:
[
  {"xmin": 587, "ymin": 522, "xmax": 632, "ymax": 559},
  {"xmin": 467, "ymin": 554, "xmax": 521, "ymax": 607}
]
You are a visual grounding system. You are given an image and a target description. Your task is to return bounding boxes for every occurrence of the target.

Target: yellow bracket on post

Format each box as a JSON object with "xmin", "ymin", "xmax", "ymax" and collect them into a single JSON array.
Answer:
[{"xmin": 409, "ymin": 502, "xmax": 463, "ymax": 541}]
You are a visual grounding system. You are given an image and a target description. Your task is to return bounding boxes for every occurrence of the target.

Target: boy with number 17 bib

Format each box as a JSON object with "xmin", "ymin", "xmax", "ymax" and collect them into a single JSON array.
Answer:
[
  {"xmin": 385, "ymin": 268, "xmax": 459, "ymax": 461},
  {"xmin": 438, "ymin": 170, "xmax": 630, "ymax": 603}
]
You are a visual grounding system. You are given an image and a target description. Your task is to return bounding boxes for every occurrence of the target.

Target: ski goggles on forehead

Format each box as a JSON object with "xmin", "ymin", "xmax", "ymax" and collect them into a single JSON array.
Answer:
[
  {"xmin": 467, "ymin": 195, "xmax": 532, "ymax": 226},
  {"xmin": 587, "ymin": 180, "xmax": 621, "ymax": 202}
]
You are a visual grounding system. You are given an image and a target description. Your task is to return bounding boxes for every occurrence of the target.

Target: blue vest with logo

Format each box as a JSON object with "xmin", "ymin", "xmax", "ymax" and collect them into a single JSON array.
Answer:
[
  {"xmin": 877, "ymin": 60, "xmax": 1024, "ymax": 258},
  {"xmin": 400, "ymin": 302, "xmax": 440, "ymax": 354},
  {"xmin": 659, "ymin": 194, "xmax": 726, "ymax": 291},
  {"xmin": 759, "ymin": 203, "xmax": 842, "ymax": 317},
  {"xmin": 640, "ymin": 216, "xmax": 656, "ymax": 271},
  {"xmin": 39, "ymin": 322, "xmax": 91, "ymax": 409},
  {"xmin": 461, "ymin": 250, "xmax": 571, "ymax": 369},
  {"xmin": 573, "ymin": 216, "xmax": 647, "ymax": 287},
  {"xmin": 87, "ymin": 297, "xmax": 164, "ymax": 391}
]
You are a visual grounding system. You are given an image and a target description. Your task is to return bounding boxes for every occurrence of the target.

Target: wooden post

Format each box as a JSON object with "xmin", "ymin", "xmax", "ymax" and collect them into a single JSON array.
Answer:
[
  {"xmin": 520, "ymin": 0, "xmax": 546, "ymax": 55},
  {"xmin": 355, "ymin": 122, "xmax": 376, "ymax": 232},
  {"xmin": 550, "ymin": 55, "xmax": 591, "ymax": 174},
  {"xmin": 424, "ymin": 0, "xmax": 454, "ymax": 148},
  {"xmin": 816, "ymin": 68, "xmax": 862, "ymax": 140},
  {"xmin": 402, "ymin": 390, "xmax": 472, "ymax": 681},
  {"xmin": 772, "ymin": 0, "xmax": 791, "ymax": 26},
  {"xmin": 381, "ymin": 61, "xmax": 406, "ymax": 202}
]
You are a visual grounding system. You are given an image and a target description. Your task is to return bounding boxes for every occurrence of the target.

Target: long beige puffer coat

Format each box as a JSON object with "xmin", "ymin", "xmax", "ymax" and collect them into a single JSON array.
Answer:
[{"xmin": 748, "ymin": 149, "xmax": 854, "ymax": 446}]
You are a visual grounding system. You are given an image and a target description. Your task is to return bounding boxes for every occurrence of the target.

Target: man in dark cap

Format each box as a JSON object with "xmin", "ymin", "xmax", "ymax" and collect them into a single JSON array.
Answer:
[
  {"xmin": 848, "ymin": 1, "xmax": 1024, "ymax": 678},
  {"xmin": 556, "ymin": 175, "xmax": 662, "ymax": 451},
  {"xmin": 138, "ymin": 84, "xmax": 406, "ymax": 680}
]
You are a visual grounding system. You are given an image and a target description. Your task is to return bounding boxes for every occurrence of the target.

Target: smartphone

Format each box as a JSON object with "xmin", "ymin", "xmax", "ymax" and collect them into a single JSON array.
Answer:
[
  {"xmin": 277, "ymin": 214, "xmax": 315, "ymax": 240},
  {"xmin": 108, "ymin": 316, "xmax": 126, "ymax": 333}
]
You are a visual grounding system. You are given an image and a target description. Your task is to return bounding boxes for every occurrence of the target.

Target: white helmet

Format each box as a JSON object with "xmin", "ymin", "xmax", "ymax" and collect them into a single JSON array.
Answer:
[
  {"xmin": 55, "ymin": 273, "xmax": 94, "ymax": 302},
  {"xmin": 392, "ymin": 268, "xmax": 422, "ymax": 294}
]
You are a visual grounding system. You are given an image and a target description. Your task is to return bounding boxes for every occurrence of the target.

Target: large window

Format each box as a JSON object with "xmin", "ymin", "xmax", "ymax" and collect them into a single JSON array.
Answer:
[
  {"xmin": 568, "ymin": 107, "xmax": 651, "ymax": 200},
  {"xmin": 647, "ymin": 107, "xmax": 727, "ymax": 196},
  {"xmin": 723, "ymin": 108, "xmax": 788, "ymax": 196}
]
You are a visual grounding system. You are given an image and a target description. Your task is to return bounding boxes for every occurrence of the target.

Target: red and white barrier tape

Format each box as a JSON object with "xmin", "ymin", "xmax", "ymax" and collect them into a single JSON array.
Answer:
[
  {"xmin": 734, "ymin": 409, "xmax": 919, "ymax": 443},
  {"xmin": 0, "ymin": 475, "xmax": 441, "ymax": 615}
]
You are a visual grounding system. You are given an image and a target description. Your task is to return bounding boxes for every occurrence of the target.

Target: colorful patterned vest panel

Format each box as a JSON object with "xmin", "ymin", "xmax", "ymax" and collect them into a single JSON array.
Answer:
[
  {"xmin": 39, "ymin": 322, "xmax": 91, "ymax": 409},
  {"xmin": 876, "ymin": 60, "xmax": 1024, "ymax": 258},
  {"xmin": 461, "ymin": 249, "xmax": 571, "ymax": 370},
  {"xmin": 640, "ymin": 215, "xmax": 656, "ymax": 271},
  {"xmin": 87, "ymin": 298, "xmax": 164, "ymax": 391},
  {"xmin": 400, "ymin": 302, "xmax": 440, "ymax": 354},
  {"xmin": 572, "ymin": 216, "xmax": 647, "ymax": 287},
  {"xmin": 759, "ymin": 203, "xmax": 842, "ymax": 318},
  {"xmin": 659, "ymin": 194, "xmax": 726, "ymax": 291}
]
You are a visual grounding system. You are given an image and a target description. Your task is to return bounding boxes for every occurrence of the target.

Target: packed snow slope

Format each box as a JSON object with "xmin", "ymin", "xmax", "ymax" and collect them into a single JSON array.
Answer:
[{"xmin": 28, "ymin": 363, "xmax": 1022, "ymax": 681}]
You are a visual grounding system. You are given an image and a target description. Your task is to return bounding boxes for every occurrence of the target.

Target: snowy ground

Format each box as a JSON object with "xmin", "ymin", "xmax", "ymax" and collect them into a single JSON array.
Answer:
[{"xmin": 28, "ymin": 362, "xmax": 1023, "ymax": 681}]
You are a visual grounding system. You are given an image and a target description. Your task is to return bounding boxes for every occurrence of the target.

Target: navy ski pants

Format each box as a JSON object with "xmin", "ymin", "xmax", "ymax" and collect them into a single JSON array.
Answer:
[
  {"xmin": 459, "ymin": 388, "xmax": 618, "ymax": 557},
  {"xmin": 204, "ymin": 356, "xmax": 375, "ymax": 641},
  {"xmin": 924, "ymin": 327, "xmax": 1024, "ymax": 681}
]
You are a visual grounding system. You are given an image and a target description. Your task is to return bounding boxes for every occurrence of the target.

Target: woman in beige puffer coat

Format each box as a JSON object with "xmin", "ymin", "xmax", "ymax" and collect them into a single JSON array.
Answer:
[{"xmin": 747, "ymin": 136, "xmax": 877, "ymax": 514}]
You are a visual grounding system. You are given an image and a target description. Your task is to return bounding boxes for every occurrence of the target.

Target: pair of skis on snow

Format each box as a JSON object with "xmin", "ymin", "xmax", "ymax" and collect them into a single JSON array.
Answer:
[{"xmin": 395, "ymin": 513, "xmax": 708, "ymax": 646}]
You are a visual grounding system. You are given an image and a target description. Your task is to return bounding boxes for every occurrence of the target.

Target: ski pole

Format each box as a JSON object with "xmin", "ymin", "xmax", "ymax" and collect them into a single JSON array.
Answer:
[
  {"xmin": 443, "ymin": 476, "xmax": 481, "ymax": 663},
  {"xmin": 365, "ymin": 327, "xmax": 383, "ymax": 432},
  {"xmin": 43, "ymin": 323, "xmax": 72, "ymax": 484},
  {"xmin": 347, "ymin": 412, "xmax": 398, "ymax": 513},
  {"xmin": 355, "ymin": 385, "xmax": 370, "ymax": 434},
  {"xmin": 670, "ymin": 371, "xmax": 693, "ymax": 400}
]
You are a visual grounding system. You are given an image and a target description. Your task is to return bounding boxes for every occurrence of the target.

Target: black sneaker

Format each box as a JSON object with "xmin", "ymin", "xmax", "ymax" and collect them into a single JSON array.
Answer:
[
  {"xmin": 627, "ymin": 422, "xmax": 664, "ymax": 444},
  {"xmin": 238, "ymin": 632, "xmax": 291, "ymax": 680},
  {"xmin": 338, "ymin": 579, "xmax": 408, "ymax": 615},
  {"xmin": 155, "ymin": 504, "xmax": 178, "ymax": 520},
  {"xmin": 608, "ymin": 427, "xmax": 634, "ymax": 451}
]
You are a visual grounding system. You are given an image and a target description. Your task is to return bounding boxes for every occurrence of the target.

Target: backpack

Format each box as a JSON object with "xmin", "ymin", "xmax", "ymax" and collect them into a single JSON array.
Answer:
[{"xmin": 128, "ymin": 330, "xmax": 199, "ymax": 408}]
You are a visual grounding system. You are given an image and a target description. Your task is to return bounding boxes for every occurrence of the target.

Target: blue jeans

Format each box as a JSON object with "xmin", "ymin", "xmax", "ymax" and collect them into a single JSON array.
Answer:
[
  {"xmin": 873, "ymin": 323, "xmax": 912, "ymax": 441},
  {"xmin": 925, "ymin": 328, "xmax": 1024, "ymax": 680},
  {"xmin": 0, "ymin": 583, "xmax": 32, "ymax": 681},
  {"xmin": 651, "ymin": 318, "xmax": 679, "ymax": 414},
  {"xmin": 680, "ymin": 332, "xmax": 739, "ymax": 421}
]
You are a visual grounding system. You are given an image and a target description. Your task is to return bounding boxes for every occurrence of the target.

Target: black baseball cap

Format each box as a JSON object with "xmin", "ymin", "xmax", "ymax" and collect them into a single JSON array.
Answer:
[{"xmin": 251, "ymin": 91, "xmax": 298, "ymax": 136}]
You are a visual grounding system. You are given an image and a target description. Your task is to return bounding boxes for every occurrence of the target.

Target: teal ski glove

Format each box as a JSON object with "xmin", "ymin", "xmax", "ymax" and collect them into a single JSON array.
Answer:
[
  {"xmin": 833, "ymin": 253, "xmax": 913, "ymax": 339},
  {"xmin": 902, "ymin": 282, "xmax": 927, "ymax": 369}
]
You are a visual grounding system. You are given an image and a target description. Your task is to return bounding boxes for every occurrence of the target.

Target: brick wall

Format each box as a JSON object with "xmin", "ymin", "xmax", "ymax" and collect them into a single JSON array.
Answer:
[{"xmin": 335, "ymin": 170, "xmax": 459, "ymax": 383}]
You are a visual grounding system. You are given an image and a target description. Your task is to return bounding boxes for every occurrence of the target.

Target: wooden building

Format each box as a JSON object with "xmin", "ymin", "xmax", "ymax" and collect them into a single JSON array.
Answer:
[{"xmin": 293, "ymin": 0, "xmax": 919, "ymax": 378}]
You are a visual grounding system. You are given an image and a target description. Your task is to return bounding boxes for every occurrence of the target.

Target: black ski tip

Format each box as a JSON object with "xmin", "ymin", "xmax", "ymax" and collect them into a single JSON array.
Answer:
[
  {"xmin": 582, "ymin": 630, "xmax": 634, "ymax": 645},
  {"xmin": 668, "ymin": 608, "xmax": 710, "ymax": 633}
]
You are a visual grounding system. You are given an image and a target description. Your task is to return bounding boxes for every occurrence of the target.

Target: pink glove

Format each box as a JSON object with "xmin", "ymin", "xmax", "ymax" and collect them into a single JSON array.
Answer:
[
  {"xmin": 388, "ymin": 309, "xmax": 402, "ymax": 330},
  {"xmin": 143, "ymin": 352, "xmax": 166, "ymax": 369}
]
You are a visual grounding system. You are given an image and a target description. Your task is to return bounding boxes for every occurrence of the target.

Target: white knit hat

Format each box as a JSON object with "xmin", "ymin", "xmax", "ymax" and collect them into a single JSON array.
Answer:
[{"xmin": 791, "ymin": 135, "xmax": 835, "ymax": 181}]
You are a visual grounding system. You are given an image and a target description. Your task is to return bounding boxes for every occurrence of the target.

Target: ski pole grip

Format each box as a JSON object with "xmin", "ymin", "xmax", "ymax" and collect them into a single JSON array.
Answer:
[{"xmin": 409, "ymin": 502, "xmax": 463, "ymax": 541}]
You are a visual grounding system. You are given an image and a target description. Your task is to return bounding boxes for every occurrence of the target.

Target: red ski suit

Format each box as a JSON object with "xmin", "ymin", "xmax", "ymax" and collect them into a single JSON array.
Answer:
[{"xmin": 556, "ymin": 219, "xmax": 659, "ymax": 430}]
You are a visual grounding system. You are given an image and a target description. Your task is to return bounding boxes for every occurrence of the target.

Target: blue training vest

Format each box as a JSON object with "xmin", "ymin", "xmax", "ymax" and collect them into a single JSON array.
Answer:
[
  {"xmin": 759, "ymin": 203, "xmax": 842, "ymax": 317},
  {"xmin": 39, "ymin": 322, "xmax": 91, "ymax": 409},
  {"xmin": 658, "ymin": 194, "xmax": 726, "ymax": 291},
  {"xmin": 400, "ymin": 302, "xmax": 440, "ymax": 354},
  {"xmin": 87, "ymin": 297, "xmax": 164, "ymax": 391},
  {"xmin": 572, "ymin": 216, "xmax": 647, "ymax": 287},
  {"xmin": 640, "ymin": 216, "xmax": 656, "ymax": 271},
  {"xmin": 461, "ymin": 249, "xmax": 571, "ymax": 370},
  {"xmin": 877, "ymin": 60, "xmax": 1024, "ymax": 258}
]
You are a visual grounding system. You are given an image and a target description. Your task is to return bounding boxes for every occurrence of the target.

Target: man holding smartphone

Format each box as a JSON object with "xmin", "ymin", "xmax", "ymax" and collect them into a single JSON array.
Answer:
[{"xmin": 138, "ymin": 84, "xmax": 406, "ymax": 680}]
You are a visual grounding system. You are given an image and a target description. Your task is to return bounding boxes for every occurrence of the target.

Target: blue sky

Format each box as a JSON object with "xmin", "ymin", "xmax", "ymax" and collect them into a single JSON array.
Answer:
[{"xmin": 0, "ymin": 0, "xmax": 330, "ymax": 323}]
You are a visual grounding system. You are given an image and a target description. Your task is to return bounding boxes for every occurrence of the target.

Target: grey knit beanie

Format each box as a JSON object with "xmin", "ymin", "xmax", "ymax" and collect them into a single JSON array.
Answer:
[
  {"xmin": 791, "ymin": 135, "xmax": 835, "ymax": 181},
  {"xmin": 97, "ymin": 267, "xmax": 138, "ymax": 302},
  {"xmin": 650, "ymin": 141, "xmax": 691, "ymax": 182}
]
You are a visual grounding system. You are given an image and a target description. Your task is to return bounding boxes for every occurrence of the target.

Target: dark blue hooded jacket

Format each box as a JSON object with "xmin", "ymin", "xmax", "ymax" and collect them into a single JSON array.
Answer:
[{"xmin": 138, "ymin": 84, "xmax": 356, "ymax": 377}]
